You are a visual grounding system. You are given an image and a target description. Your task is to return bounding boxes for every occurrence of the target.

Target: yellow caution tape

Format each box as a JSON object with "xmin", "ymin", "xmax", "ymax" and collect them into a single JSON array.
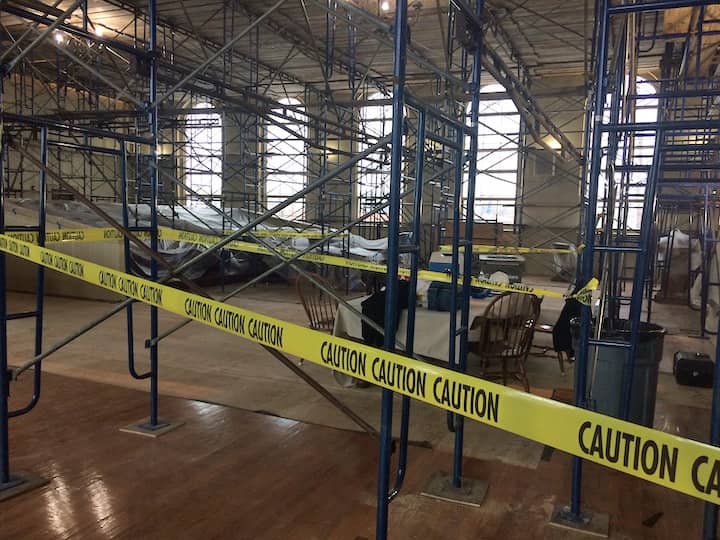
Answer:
[
  {"xmin": 6, "ymin": 227, "xmax": 343, "ymax": 243},
  {"xmin": 9, "ymin": 227, "xmax": 596, "ymax": 305},
  {"xmin": 234, "ymin": 229, "xmax": 349, "ymax": 239},
  {"xmin": 2, "ymin": 232, "xmax": 720, "ymax": 503},
  {"xmin": 441, "ymin": 243, "xmax": 586, "ymax": 254},
  {"xmin": 160, "ymin": 228, "xmax": 598, "ymax": 305},
  {"xmin": 6, "ymin": 228, "xmax": 144, "ymax": 244},
  {"xmin": 7, "ymin": 227, "xmax": 340, "ymax": 243}
]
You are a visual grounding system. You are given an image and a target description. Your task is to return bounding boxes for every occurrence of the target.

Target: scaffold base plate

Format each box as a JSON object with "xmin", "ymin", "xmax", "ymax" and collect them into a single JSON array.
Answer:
[
  {"xmin": 120, "ymin": 418, "xmax": 184, "ymax": 438},
  {"xmin": 548, "ymin": 504, "xmax": 609, "ymax": 538},
  {"xmin": 420, "ymin": 472, "xmax": 487, "ymax": 507},
  {"xmin": 0, "ymin": 471, "xmax": 48, "ymax": 502}
]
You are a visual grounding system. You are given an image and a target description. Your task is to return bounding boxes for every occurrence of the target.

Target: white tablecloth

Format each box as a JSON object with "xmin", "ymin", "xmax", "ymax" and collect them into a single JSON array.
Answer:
[{"xmin": 333, "ymin": 296, "xmax": 491, "ymax": 363}]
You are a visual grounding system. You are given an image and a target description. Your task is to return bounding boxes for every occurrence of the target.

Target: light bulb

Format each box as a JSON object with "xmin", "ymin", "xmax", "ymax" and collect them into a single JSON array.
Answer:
[
  {"xmin": 54, "ymin": 31, "xmax": 64, "ymax": 44},
  {"xmin": 381, "ymin": 0, "xmax": 390, "ymax": 11},
  {"xmin": 94, "ymin": 26, "xmax": 104, "ymax": 37}
]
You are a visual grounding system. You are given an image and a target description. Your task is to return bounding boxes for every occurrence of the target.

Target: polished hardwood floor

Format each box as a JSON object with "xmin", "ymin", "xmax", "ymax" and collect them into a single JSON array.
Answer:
[{"xmin": 0, "ymin": 373, "xmax": 707, "ymax": 539}]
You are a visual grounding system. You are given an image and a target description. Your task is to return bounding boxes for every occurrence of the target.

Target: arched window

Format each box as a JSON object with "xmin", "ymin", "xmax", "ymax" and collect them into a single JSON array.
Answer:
[
  {"xmin": 600, "ymin": 77, "xmax": 658, "ymax": 230},
  {"xmin": 358, "ymin": 92, "xmax": 393, "ymax": 221},
  {"xmin": 467, "ymin": 83, "xmax": 520, "ymax": 224},
  {"xmin": 265, "ymin": 97, "xmax": 307, "ymax": 220},
  {"xmin": 184, "ymin": 102, "xmax": 222, "ymax": 207}
]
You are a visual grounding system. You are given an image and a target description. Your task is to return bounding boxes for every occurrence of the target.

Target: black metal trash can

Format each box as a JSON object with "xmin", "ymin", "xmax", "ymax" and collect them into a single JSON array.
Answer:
[{"xmin": 571, "ymin": 318, "xmax": 665, "ymax": 427}]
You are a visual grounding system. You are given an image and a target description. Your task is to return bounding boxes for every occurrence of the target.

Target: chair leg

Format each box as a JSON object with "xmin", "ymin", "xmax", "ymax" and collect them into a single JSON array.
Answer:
[
  {"xmin": 557, "ymin": 351, "xmax": 565, "ymax": 375},
  {"xmin": 518, "ymin": 359, "xmax": 530, "ymax": 393},
  {"xmin": 502, "ymin": 358, "xmax": 508, "ymax": 387}
]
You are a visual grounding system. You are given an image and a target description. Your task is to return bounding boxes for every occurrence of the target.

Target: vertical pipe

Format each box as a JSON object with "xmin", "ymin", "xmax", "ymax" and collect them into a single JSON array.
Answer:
[
  {"xmin": 0, "ymin": 77, "xmax": 10, "ymax": 485},
  {"xmin": 602, "ymin": 33, "xmax": 627, "ymax": 321},
  {"xmin": 375, "ymin": 0, "xmax": 408, "ymax": 535},
  {"xmin": 389, "ymin": 111, "xmax": 425, "ymax": 502},
  {"xmin": 32, "ymin": 128, "xmax": 47, "ymax": 403},
  {"xmin": 120, "ymin": 140, "xmax": 134, "ymax": 367},
  {"xmin": 703, "ymin": 255, "xmax": 720, "ymax": 538},
  {"xmin": 621, "ymin": 125, "xmax": 665, "ymax": 421},
  {"xmin": 701, "ymin": 186, "xmax": 709, "ymax": 337},
  {"xmin": 446, "ymin": 128, "xmax": 463, "ymax": 446},
  {"xmin": 8, "ymin": 129, "xmax": 49, "ymax": 419},
  {"xmin": 453, "ymin": 0, "xmax": 484, "ymax": 487},
  {"xmin": 570, "ymin": 0, "xmax": 610, "ymax": 518},
  {"xmin": 120, "ymin": 141, "xmax": 148, "ymax": 380},
  {"xmin": 148, "ymin": 0, "xmax": 160, "ymax": 427}
]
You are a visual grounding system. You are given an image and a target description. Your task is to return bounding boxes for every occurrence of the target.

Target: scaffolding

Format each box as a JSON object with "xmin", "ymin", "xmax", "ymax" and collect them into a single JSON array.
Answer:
[
  {"xmin": 565, "ymin": 1, "xmax": 720, "ymax": 536},
  {"xmin": 6, "ymin": 0, "xmax": 720, "ymax": 537}
]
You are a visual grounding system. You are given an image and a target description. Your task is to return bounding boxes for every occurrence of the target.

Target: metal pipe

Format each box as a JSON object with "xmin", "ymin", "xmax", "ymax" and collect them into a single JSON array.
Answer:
[
  {"xmin": 153, "ymin": 0, "xmax": 289, "ymax": 107},
  {"xmin": 609, "ymin": 0, "xmax": 711, "ymax": 15},
  {"xmin": 265, "ymin": 347, "xmax": 377, "ymax": 437},
  {"xmin": 120, "ymin": 141, "xmax": 150, "ymax": 381},
  {"xmin": 7, "ymin": 142, "xmax": 204, "ymax": 296},
  {"xmin": 703, "ymin": 298, "xmax": 720, "ymax": 536},
  {"xmin": 168, "ymin": 136, "xmax": 390, "ymax": 278},
  {"xmin": 3, "ymin": 113, "xmax": 152, "ymax": 144},
  {"xmin": 389, "ymin": 110, "xmax": 426, "ymax": 503},
  {"xmin": 0, "ymin": 4, "xmax": 147, "ymax": 58},
  {"xmin": 40, "ymin": 28, "xmax": 145, "ymax": 108},
  {"xmin": 8, "ymin": 127, "xmax": 47, "ymax": 418},
  {"xmin": 2, "ymin": 0, "xmax": 85, "ymax": 72},
  {"xmin": 0, "ymin": 77, "xmax": 10, "ymax": 485},
  {"xmin": 0, "ymin": 0, "xmax": 66, "ymax": 63},
  {"xmin": 569, "ymin": 0, "xmax": 610, "ymax": 519},
  {"xmin": 150, "ymin": 164, "xmax": 455, "ymax": 346},
  {"xmin": 11, "ymin": 138, "xmax": 391, "ymax": 380},
  {"xmin": 315, "ymin": 0, "xmax": 469, "ymax": 91},
  {"xmin": 621, "ymin": 127, "xmax": 665, "ymax": 420},
  {"xmin": 376, "ymin": 0, "xmax": 408, "ymax": 536},
  {"xmin": 452, "ymin": 0, "xmax": 484, "ymax": 488},
  {"xmin": 46, "ymin": 140, "xmax": 122, "ymax": 156},
  {"xmin": 589, "ymin": 28, "xmax": 627, "ymax": 402},
  {"xmin": 159, "ymin": 163, "xmax": 395, "ymax": 349},
  {"xmin": 445, "ymin": 125, "xmax": 463, "ymax": 439},
  {"xmin": 148, "ymin": 0, "xmax": 161, "ymax": 428}
]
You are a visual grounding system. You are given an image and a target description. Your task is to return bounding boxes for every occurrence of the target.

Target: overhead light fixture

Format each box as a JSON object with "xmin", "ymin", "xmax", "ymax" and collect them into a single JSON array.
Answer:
[
  {"xmin": 381, "ymin": 0, "xmax": 390, "ymax": 11},
  {"xmin": 543, "ymin": 135, "xmax": 562, "ymax": 151},
  {"xmin": 54, "ymin": 31, "xmax": 64, "ymax": 44},
  {"xmin": 94, "ymin": 26, "xmax": 104, "ymax": 37}
]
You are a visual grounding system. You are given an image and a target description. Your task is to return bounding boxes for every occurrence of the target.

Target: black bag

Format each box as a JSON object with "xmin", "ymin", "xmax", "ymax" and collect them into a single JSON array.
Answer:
[
  {"xmin": 552, "ymin": 291, "xmax": 583, "ymax": 356},
  {"xmin": 361, "ymin": 281, "xmax": 410, "ymax": 347},
  {"xmin": 673, "ymin": 351, "xmax": 714, "ymax": 388},
  {"xmin": 427, "ymin": 281, "xmax": 462, "ymax": 312}
]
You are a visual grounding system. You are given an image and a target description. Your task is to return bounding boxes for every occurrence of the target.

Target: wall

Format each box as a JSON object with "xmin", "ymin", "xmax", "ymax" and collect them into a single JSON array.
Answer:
[{"xmin": 516, "ymin": 76, "xmax": 587, "ymax": 276}]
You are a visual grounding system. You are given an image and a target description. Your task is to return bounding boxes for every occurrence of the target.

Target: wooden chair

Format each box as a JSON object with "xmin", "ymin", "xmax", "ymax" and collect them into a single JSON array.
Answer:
[
  {"xmin": 297, "ymin": 272, "xmax": 359, "ymax": 387},
  {"xmin": 476, "ymin": 292, "xmax": 541, "ymax": 392},
  {"xmin": 296, "ymin": 272, "xmax": 338, "ymax": 333}
]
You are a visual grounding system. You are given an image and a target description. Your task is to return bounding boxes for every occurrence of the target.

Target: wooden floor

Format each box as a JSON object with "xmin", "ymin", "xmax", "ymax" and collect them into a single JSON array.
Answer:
[{"xmin": 1, "ymin": 372, "xmax": 707, "ymax": 539}]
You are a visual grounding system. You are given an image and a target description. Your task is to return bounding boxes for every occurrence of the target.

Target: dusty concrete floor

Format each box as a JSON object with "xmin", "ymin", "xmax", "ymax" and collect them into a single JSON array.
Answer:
[{"xmin": 5, "ymin": 276, "xmax": 716, "ymax": 468}]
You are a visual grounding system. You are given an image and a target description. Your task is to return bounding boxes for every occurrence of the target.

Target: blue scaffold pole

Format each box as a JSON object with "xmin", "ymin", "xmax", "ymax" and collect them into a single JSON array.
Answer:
[
  {"xmin": 375, "ymin": 0, "xmax": 408, "ymax": 535},
  {"xmin": 569, "ymin": 0, "xmax": 610, "ymax": 518}
]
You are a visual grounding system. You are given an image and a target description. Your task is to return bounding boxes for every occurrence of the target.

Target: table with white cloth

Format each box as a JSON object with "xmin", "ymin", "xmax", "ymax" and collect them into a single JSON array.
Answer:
[{"xmin": 332, "ymin": 295, "xmax": 494, "ymax": 364}]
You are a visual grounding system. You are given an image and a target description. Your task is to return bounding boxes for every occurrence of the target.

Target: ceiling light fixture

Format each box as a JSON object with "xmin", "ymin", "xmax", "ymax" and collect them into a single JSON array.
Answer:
[
  {"xmin": 94, "ymin": 26, "xmax": 104, "ymax": 37},
  {"xmin": 380, "ymin": 0, "xmax": 390, "ymax": 11},
  {"xmin": 54, "ymin": 31, "xmax": 64, "ymax": 44}
]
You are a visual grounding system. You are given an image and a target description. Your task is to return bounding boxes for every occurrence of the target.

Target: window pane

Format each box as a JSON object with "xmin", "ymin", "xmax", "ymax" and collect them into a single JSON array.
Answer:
[
  {"xmin": 185, "ymin": 102, "xmax": 223, "ymax": 207},
  {"xmin": 598, "ymin": 77, "xmax": 657, "ymax": 230},
  {"xmin": 358, "ymin": 93, "xmax": 394, "ymax": 222},
  {"xmin": 465, "ymin": 83, "xmax": 519, "ymax": 225},
  {"xmin": 265, "ymin": 98, "xmax": 307, "ymax": 220}
]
